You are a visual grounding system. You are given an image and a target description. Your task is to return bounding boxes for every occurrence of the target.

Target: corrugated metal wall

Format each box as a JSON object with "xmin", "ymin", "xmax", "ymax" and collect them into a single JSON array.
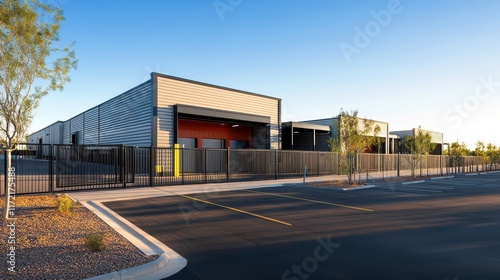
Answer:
[
  {"xmin": 155, "ymin": 74, "xmax": 280, "ymax": 148},
  {"xmin": 99, "ymin": 81, "xmax": 152, "ymax": 146},
  {"xmin": 27, "ymin": 121, "xmax": 63, "ymax": 144},
  {"xmin": 28, "ymin": 81, "xmax": 153, "ymax": 146},
  {"xmin": 84, "ymin": 107, "xmax": 99, "ymax": 144}
]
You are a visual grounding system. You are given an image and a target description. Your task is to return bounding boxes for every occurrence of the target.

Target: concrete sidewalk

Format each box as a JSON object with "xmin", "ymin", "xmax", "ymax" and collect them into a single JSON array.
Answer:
[{"xmin": 71, "ymin": 171, "xmax": 397, "ymax": 202}]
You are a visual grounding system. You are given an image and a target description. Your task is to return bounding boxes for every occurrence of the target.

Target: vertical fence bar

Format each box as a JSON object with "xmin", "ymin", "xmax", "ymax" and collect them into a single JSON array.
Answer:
[
  {"xmin": 316, "ymin": 152, "xmax": 320, "ymax": 177},
  {"xmin": 273, "ymin": 149, "xmax": 277, "ymax": 180},
  {"xmin": 181, "ymin": 148, "xmax": 185, "ymax": 185},
  {"xmin": 149, "ymin": 147, "xmax": 154, "ymax": 187},
  {"xmin": 49, "ymin": 145, "xmax": 54, "ymax": 193},
  {"xmin": 204, "ymin": 148, "xmax": 208, "ymax": 184},
  {"xmin": 397, "ymin": 153, "xmax": 400, "ymax": 177}
]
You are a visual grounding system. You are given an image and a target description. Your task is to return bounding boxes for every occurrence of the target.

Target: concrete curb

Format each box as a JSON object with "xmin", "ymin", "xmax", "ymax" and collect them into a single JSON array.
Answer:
[
  {"xmin": 465, "ymin": 173, "xmax": 479, "ymax": 176},
  {"xmin": 342, "ymin": 185, "xmax": 376, "ymax": 191},
  {"xmin": 79, "ymin": 200, "xmax": 187, "ymax": 280},
  {"xmin": 430, "ymin": 176, "xmax": 454, "ymax": 180},
  {"xmin": 402, "ymin": 180, "xmax": 425, "ymax": 185}
]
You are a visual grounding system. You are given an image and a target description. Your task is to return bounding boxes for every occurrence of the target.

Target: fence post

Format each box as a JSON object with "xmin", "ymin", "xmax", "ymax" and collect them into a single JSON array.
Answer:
[
  {"xmin": 303, "ymin": 165, "xmax": 307, "ymax": 184},
  {"xmin": 316, "ymin": 152, "xmax": 320, "ymax": 177},
  {"xmin": 181, "ymin": 148, "xmax": 185, "ymax": 185},
  {"xmin": 397, "ymin": 153, "xmax": 400, "ymax": 177},
  {"xmin": 120, "ymin": 145, "xmax": 126, "ymax": 188},
  {"xmin": 149, "ymin": 147, "xmax": 154, "ymax": 187},
  {"xmin": 49, "ymin": 145, "xmax": 54, "ymax": 193},
  {"xmin": 226, "ymin": 147, "xmax": 230, "ymax": 183},
  {"xmin": 274, "ymin": 149, "xmax": 278, "ymax": 180},
  {"xmin": 440, "ymin": 155, "xmax": 443, "ymax": 176},
  {"xmin": 4, "ymin": 148, "xmax": 12, "ymax": 220},
  {"xmin": 204, "ymin": 148, "xmax": 208, "ymax": 184}
]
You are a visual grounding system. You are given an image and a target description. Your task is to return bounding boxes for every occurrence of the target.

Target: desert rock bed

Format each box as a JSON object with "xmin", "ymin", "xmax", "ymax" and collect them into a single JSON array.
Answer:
[{"xmin": 0, "ymin": 195, "xmax": 158, "ymax": 280}]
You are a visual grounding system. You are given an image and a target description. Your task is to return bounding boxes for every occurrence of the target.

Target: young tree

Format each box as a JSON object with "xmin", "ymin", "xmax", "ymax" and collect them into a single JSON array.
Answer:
[
  {"xmin": 475, "ymin": 141, "xmax": 489, "ymax": 171},
  {"xmin": 401, "ymin": 127, "xmax": 436, "ymax": 179},
  {"xmin": 329, "ymin": 109, "xmax": 376, "ymax": 184},
  {"xmin": 1, "ymin": 0, "xmax": 77, "ymax": 219},
  {"xmin": 372, "ymin": 124, "xmax": 384, "ymax": 172},
  {"xmin": 447, "ymin": 140, "xmax": 468, "ymax": 174},
  {"xmin": 486, "ymin": 143, "xmax": 499, "ymax": 170}
]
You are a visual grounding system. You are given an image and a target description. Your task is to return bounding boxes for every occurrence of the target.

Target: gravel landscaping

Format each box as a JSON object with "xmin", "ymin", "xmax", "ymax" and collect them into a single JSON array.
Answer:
[{"xmin": 0, "ymin": 195, "xmax": 158, "ymax": 280}]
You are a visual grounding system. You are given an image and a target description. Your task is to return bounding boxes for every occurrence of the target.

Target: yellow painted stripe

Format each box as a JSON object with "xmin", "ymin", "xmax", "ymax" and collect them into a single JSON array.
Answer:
[
  {"xmin": 245, "ymin": 190, "xmax": 374, "ymax": 212},
  {"xmin": 179, "ymin": 194, "xmax": 292, "ymax": 226}
]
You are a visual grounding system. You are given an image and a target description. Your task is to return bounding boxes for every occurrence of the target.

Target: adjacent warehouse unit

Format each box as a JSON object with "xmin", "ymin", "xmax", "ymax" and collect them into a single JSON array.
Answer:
[
  {"xmin": 391, "ymin": 128, "xmax": 445, "ymax": 155},
  {"xmin": 292, "ymin": 117, "xmax": 392, "ymax": 154},
  {"xmin": 28, "ymin": 73, "xmax": 282, "ymax": 149}
]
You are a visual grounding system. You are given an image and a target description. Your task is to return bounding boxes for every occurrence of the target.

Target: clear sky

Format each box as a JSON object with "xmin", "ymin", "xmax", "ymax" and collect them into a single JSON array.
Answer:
[{"xmin": 31, "ymin": 0, "xmax": 500, "ymax": 149}]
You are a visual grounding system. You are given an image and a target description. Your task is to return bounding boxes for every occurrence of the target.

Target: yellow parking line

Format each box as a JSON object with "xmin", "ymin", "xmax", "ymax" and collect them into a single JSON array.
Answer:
[
  {"xmin": 178, "ymin": 194, "xmax": 292, "ymax": 226},
  {"xmin": 245, "ymin": 190, "xmax": 374, "ymax": 212}
]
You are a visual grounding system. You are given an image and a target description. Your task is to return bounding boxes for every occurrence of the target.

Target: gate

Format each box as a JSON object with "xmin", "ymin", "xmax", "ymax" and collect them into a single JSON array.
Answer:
[{"xmin": 55, "ymin": 145, "xmax": 134, "ymax": 190}]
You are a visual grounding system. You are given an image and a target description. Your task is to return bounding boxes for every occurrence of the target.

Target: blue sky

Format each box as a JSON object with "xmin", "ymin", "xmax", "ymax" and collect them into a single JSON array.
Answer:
[{"xmin": 32, "ymin": 0, "xmax": 500, "ymax": 149}]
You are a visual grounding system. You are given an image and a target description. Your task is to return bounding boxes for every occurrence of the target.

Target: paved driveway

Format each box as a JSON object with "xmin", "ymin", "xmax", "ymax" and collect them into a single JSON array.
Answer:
[{"xmin": 105, "ymin": 173, "xmax": 500, "ymax": 280}]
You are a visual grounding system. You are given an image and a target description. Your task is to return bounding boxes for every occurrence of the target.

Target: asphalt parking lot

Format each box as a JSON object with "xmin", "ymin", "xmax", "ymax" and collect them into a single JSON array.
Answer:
[{"xmin": 105, "ymin": 173, "xmax": 500, "ymax": 280}]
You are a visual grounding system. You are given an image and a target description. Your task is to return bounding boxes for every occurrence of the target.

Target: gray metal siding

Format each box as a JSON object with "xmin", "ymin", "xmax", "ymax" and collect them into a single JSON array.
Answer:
[
  {"xmin": 62, "ymin": 121, "xmax": 70, "ymax": 144},
  {"xmin": 28, "ymin": 81, "xmax": 153, "ymax": 146},
  {"xmin": 28, "ymin": 122, "xmax": 63, "ymax": 144},
  {"xmin": 84, "ymin": 107, "xmax": 99, "ymax": 144},
  {"xmin": 98, "ymin": 81, "xmax": 152, "ymax": 146},
  {"xmin": 68, "ymin": 114, "xmax": 84, "ymax": 144}
]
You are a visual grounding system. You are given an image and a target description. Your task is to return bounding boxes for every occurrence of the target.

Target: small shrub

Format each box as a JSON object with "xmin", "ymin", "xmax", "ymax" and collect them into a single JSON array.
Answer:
[
  {"xmin": 85, "ymin": 233, "xmax": 106, "ymax": 252},
  {"xmin": 57, "ymin": 194, "xmax": 74, "ymax": 215}
]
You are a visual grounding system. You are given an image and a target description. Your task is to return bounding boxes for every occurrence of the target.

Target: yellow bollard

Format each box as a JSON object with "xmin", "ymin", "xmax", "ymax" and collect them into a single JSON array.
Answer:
[{"xmin": 174, "ymin": 144, "xmax": 180, "ymax": 177}]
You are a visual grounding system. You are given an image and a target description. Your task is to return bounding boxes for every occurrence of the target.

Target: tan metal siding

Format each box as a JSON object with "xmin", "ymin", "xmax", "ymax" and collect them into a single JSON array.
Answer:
[{"xmin": 156, "ymin": 76, "xmax": 280, "ymax": 148}]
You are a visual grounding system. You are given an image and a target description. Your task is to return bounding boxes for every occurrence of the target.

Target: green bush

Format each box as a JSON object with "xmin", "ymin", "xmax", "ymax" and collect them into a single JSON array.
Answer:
[
  {"xmin": 57, "ymin": 194, "xmax": 74, "ymax": 215},
  {"xmin": 85, "ymin": 233, "xmax": 106, "ymax": 252}
]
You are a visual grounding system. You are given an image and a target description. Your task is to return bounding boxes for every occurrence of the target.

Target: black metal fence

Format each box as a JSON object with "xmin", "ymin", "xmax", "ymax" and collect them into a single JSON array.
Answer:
[{"xmin": 1, "ymin": 144, "xmax": 498, "ymax": 195}]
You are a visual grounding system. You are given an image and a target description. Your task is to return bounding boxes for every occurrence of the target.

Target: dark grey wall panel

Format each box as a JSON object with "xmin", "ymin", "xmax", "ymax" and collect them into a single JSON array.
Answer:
[
  {"xmin": 84, "ymin": 107, "xmax": 99, "ymax": 144},
  {"xmin": 98, "ymin": 81, "xmax": 152, "ymax": 146}
]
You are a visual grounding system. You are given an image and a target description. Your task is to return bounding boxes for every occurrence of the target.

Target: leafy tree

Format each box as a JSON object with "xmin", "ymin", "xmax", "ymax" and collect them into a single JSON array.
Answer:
[
  {"xmin": 1, "ymin": 0, "xmax": 77, "ymax": 219},
  {"xmin": 486, "ymin": 143, "xmax": 499, "ymax": 170},
  {"xmin": 401, "ymin": 127, "xmax": 436, "ymax": 178},
  {"xmin": 447, "ymin": 140, "xmax": 468, "ymax": 174},
  {"xmin": 475, "ymin": 141, "xmax": 489, "ymax": 171},
  {"xmin": 329, "ymin": 109, "xmax": 376, "ymax": 184},
  {"xmin": 372, "ymin": 124, "xmax": 384, "ymax": 172}
]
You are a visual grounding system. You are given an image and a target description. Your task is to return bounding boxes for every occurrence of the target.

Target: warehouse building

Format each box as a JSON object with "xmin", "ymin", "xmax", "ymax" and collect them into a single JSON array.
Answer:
[
  {"xmin": 292, "ymin": 117, "xmax": 391, "ymax": 154},
  {"xmin": 28, "ymin": 73, "xmax": 281, "ymax": 149},
  {"xmin": 281, "ymin": 121, "xmax": 331, "ymax": 151},
  {"xmin": 391, "ymin": 128, "xmax": 444, "ymax": 155}
]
